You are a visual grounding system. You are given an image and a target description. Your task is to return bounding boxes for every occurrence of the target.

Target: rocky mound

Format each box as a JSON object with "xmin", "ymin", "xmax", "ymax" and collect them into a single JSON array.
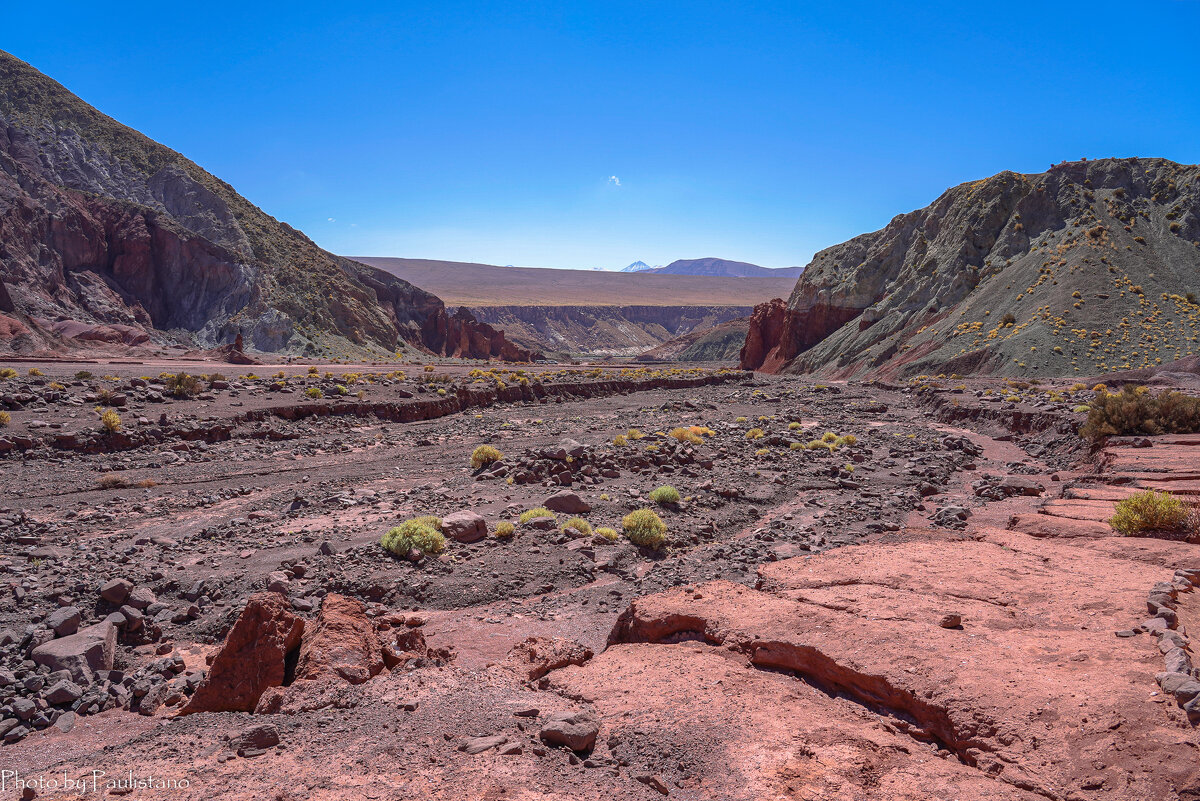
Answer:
[
  {"xmin": 742, "ymin": 158, "xmax": 1200, "ymax": 378},
  {"xmin": 0, "ymin": 50, "xmax": 531, "ymax": 361}
]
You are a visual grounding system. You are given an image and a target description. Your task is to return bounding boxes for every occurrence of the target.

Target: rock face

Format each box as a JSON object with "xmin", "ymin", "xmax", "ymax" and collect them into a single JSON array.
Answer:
[
  {"xmin": 293, "ymin": 594, "xmax": 383, "ymax": 685},
  {"xmin": 180, "ymin": 592, "xmax": 304, "ymax": 714},
  {"xmin": 0, "ymin": 50, "xmax": 530, "ymax": 360},
  {"xmin": 742, "ymin": 158, "xmax": 1200, "ymax": 378}
]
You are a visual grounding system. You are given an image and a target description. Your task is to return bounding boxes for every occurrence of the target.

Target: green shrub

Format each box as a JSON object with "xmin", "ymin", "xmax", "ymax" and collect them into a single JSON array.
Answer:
[
  {"xmin": 745, "ymin": 428, "xmax": 765, "ymax": 440},
  {"xmin": 561, "ymin": 516, "xmax": 592, "ymax": 534},
  {"xmin": 0, "ymin": 368, "xmax": 17, "ymax": 380},
  {"xmin": 305, "ymin": 387, "xmax": 322, "ymax": 399},
  {"xmin": 74, "ymin": 370, "xmax": 94, "ymax": 380},
  {"xmin": 1080, "ymin": 385, "xmax": 1200, "ymax": 442},
  {"xmin": 648, "ymin": 485, "xmax": 680, "ymax": 505},
  {"xmin": 519, "ymin": 507, "xmax": 554, "ymax": 524},
  {"xmin": 471, "ymin": 444, "xmax": 503, "ymax": 469},
  {"xmin": 164, "ymin": 372, "xmax": 202, "ymax": 398},
  {"xmin": 99, "ymin": 409, "xmax": 121, "ymax": 433},
  {"xmin": 1110, "ymin": 490, "xmax": 1191, "ymax": 537},
  {"xmin": 381, "ymin": 516, "xmax": 445, "ymax": 556},
  {"xmin": 594, "ymin": 527, "xmax": 618, "ymax": 541},
  {"xmin": 623, "ymin": 508, "xmax": 667, "ymax": 549},
  {"xmin": 494, "ymin": 521, "xmax": 515, "ymax": 539},
  {"xmin": 0, "ymin": 411, "xmax": 9, "ymax": 427}
]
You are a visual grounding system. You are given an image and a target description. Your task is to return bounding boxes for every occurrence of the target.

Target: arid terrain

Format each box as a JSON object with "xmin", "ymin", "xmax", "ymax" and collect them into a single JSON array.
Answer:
[{"xmin": 0, "ymin": 359, "xmax": 1197, "ymax": 800}]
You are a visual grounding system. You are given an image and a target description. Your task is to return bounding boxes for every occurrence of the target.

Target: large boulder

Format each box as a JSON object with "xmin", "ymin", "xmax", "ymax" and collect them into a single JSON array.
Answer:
[
  {"xmin": 544, "ymin": 491, "xmax": 591, "ymax": 514},
  {"xmin": 440, "ymin": 510, "xmax": 488, "ymax": 543},
  {"xmin": 293, "ymin": 594, "xmax": 383, "ymax": 685},
  {"xmin": 30, "ymin": 621, "xmax": 116, "ymax": 683},
  {"xmin": 539, "ymin": 710, "xmax": 600, "ymax": 751},
  {"xmin": 179, "ymin": 593, "xmax": 304, "ymax": 714}
]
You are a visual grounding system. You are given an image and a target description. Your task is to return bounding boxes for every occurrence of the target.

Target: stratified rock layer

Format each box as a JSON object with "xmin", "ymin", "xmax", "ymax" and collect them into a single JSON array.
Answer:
[{"xmin": 742, "ymin": 158, "xmax": 1200, "ymax": 378}]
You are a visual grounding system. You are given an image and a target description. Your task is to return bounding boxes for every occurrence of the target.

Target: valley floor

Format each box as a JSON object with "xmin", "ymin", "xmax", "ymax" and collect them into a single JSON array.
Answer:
[{"xmin": 0, "ymin": 362, "xmax": 1196, "ymax": 799}]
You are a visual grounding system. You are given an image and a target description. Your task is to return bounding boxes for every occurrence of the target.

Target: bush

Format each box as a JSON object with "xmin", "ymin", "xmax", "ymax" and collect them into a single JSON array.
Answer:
[
  {"xmin": 100, "ymin": 409, "xmax": 121, "ymax": 433},
  {"xmin": 381, "ymin": 516, "xmax": 445, "ymax": 556},
  {"xmin": 648, "ymin": 485, "xmax": 680, "ymax": 505},
  {"xmin": 519, "ymin": 507, "xmax": 554, "ymax": 524},
  {"xmin": 0, "ymin": 411, "xmax": 8, "ymax": 427},
  {"xmin": 1080, "ymin": 385, "xmax": 1200, "ymax": 442},
  {"xmin": 471, "ymin": 444, "xmax": 503, "ymax": 468},
  {"xmin": 999, "ymin": 312, "xmax": 1016, "ymax": 326},
  {"xmin": 613, "ymin": 434, "xmax": 628, "ymax": 446},
  {"xmin": 305, "ymin": 387, "xmax": 322, "ymax": 399},
  {"xmin": 164, "ymin": 372, "xmax": 202, "ymax": 398},
  {"xmin": 562, "ymin": 516, "xmax": 592, "ymax": 534},
  {"xmin": 74, "ymin": 370, "xmax": 93, "ymax": 380},
  {"xmin": 493, "ymin": 521, "xmax": 515, "ymax": 539},
  {"xmin": 623, "ymin": 508, "xmax": 667, "ymax": 549},
  {"xmin": 27, "ymin": 368, "xmax": 43, "ymax": 376},
  {"xmin": 668, "ymin": 427, "xmax": 703, "ymax": 445},
  {"xmin": 594, "ymin": 527, "xmax": 619, "ymax": 541},
  {"xmin": 745, "ymin": 428, "xmax": 765, "ymax": 439},
  {"xmin": 788, "ymin": 421, "xmax": 803, "ymax": 431},
  {"xmin": 627, "ymin": 428, "xmax": 645, "ymax": 440},
  {"xmin": 0, "ymin": 368, "xmax": 16, "ymax": 380},
  {"xmin": 1110, "ymin": 490, "xmax": 1191, "ymax": 537}
]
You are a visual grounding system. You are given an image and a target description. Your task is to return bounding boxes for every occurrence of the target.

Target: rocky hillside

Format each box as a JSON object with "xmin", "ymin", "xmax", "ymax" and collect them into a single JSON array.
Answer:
[
  {"xmin": 742, "ymin": 158, "xmax": 1200, "ymax": 378},
  {"xmin": 0, "ymin": 50, "xmax": 530, "ymax": 360},
  {"xmin": 469, "ymin": 305, "xmax": 752, "ymax": 358},
  {"xmin": 635, "ymin": 317, "xmax": 749, "ymax": 362}
]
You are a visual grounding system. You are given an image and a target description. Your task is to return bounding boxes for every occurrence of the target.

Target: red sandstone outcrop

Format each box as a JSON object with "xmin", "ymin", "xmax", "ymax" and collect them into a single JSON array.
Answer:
[
  {"xmin": 293, "ymin": 594, "xmax": 383, "ymax": 685},
  {"xmin": 179, "ymin": 593, "xmax": 304, "ymax": 714}
]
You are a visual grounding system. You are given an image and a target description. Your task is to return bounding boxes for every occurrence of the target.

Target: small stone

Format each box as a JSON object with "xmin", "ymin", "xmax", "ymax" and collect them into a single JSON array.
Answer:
[{"xmin": 938, "ymin": 614, "xmax": 962, "ymax": 629}]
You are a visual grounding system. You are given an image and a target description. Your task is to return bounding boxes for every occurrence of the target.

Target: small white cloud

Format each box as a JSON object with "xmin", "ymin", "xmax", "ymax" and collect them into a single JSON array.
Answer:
[
  {"xmin": 327, "ymin": 217, "xmax": 336, "ymax": 222},
  {"xmin": 608, "ymin": 175, "xmax": 621, "ymax": 187}
]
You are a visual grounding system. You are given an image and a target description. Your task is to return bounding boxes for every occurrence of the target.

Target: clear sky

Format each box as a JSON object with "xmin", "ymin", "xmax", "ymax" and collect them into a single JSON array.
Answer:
[{"xmin": 7, "ymin": 1, "xmax": 1200, "ymax": 270}]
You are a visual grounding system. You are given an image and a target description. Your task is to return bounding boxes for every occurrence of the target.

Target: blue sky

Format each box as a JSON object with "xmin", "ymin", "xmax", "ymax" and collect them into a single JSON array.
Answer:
[{"xmin": 7, "ymin": 1, "xmax": 1200, "ymax": 270}]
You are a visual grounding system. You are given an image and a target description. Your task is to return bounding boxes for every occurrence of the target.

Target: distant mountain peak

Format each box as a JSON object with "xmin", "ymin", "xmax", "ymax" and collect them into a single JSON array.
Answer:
[{"xmin": 621, "ymin": 261, "xmax": 653, "ymax": 272}]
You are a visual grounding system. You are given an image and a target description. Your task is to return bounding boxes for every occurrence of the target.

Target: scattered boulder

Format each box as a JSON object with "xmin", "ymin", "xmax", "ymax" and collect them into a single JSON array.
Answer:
[
  {"xmin": 293, "ymin": 594, "xmax": 383, "ymax": 685},
  {"xmin": 544, "ymin": 491, "xmax": 591, "ymax": 514},
  {"xmin": 45, "ymin": 606, "xmax": 81, "ymax": 636},
  {"xmin": 539, "ymin": 710, "xmax": 599, "ymax": 751},
  {"xmin": 179, "ymin": 593, "xmax": 304, "ymax": 714},
  {"xmin": 441, "ymin": 510, "xmax": 488, "ymax": 543},
  {"xmin": 99, "ymin": 578, "xmax": 133, "ymax": 605},
  {"xmin": 30, "ymin": 621, "xmax": 116, "ymax": 683}
]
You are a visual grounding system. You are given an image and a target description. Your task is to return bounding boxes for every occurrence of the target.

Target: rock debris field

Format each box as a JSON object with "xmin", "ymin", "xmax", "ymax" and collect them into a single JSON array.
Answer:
[{"xmin": 0, "ymin": 360, "xmax": 1196, "ymax": 800}]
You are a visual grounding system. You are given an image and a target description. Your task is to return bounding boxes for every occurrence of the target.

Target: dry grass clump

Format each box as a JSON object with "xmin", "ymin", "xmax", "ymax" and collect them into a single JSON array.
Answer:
[
  {"xmin": 0, "ymin": 411, "xmax": 9, "ymax": 427},
  {"xmin": 99, "ymin": 409, "xmax": 121, "ymax": 433},
  {"xmin": 471, "ymin": 444, "xmax": 503, "ymax": 468},
  {"xmin": 0, "ymin": 368, "xmax": 17, "ymax": 380},
  {"xmin": 493, "ymin": 521, "xmax": 515, "ymax": 539},
  {"xmin": 623, "ymin": 508, "xmax": 667, "ymax": 548},
  {"xmin": 594, "ymin": 527, "xmax": 618, "ymax": 541},
  {"xmin": 627, "ymin": 428, "xmax": 646, "ymax": 440},
  {"xmin": 561, "ymin": 516, "xmax": 592, "ymax": 535},
  {"xmin": 1110, "ymin": 490, "xmax": 1193, "ymax": 539},
  {"xmin": 97, "ymin": 473, "xmax": 127, "ymax": 489},
  {"xmin": 164, "ymin": 372, "xmax": 202, "ymax": 398},
  {"xmin": 519, "ymin": 507, "xmax": 555, "ymax": 524},
  {"xmin": 381, "ymin": 516, "xmax": 445, "ymax": 556},
  {"xmin": 745, "ymin": 428, "xmax": 765, "ymax": 440},
  {"xmin": 613, "ymin": 434, "xmax": 628, "ymax": 446},
  {"xmin": 648, "ymin": 485, "xmax": 680, "ymax": 505}
]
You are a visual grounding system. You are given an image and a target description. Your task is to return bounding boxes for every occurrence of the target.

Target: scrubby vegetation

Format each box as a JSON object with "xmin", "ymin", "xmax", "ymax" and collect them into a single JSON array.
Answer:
[
  {"xmin": 381, "ymin": 516, "xmax": 446, "ymax": 556},
  {"xmin": 623, "ymin": 508, "xmax": 667, "ymax": 548},
  {"xmin": 470, "ymin": 444, "xmax": 503, "ymax": 468},
  {"xmin": 648, "ymin": 485, "xmax": 680, "ymax": 505},
  {"xmin": 519, "ymin": 507, "xmax": 554, "ymax": 524},
  {"xmin": 1110, "ymin": 490, "xmax": 1193, "ymax": 538},
  {"xmin": 745, "ymin": 428, "xmax": 765, "ymax": 439},
  {"xmin": 97, "ymin": 473, "xmax": 127, "ymax": 489},
  {"xmin": 594, "ymin": 527, "xmax": 618, "ymax": 541},
  {"xmin": 163, "ymin": 372, "xmax": 202, "ymax": 399},
  {"xmin": 493, "ymin": 521, "xmax": 515, "ymax": 539},
  {"xmin": 99, "ymin": 409, "xmax": 121, "ymax": 433},
  {"xmin": 0, "ymin": 411, "xmax": 8, "ymax": 427},
  {"xmin": 1080, "ymin": 385, "xmax": 1200, "ymax": 442},
  {"xmin": 561, "ymin": 516, "xmax": 592, "ymax": 535},
  {"xmin": 305, "ymin": 387, "xmax": 322, "ymax": 399},
  {"xmin": 0, "ymin": 368, "xmax": 17, "ymax": 380}
]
